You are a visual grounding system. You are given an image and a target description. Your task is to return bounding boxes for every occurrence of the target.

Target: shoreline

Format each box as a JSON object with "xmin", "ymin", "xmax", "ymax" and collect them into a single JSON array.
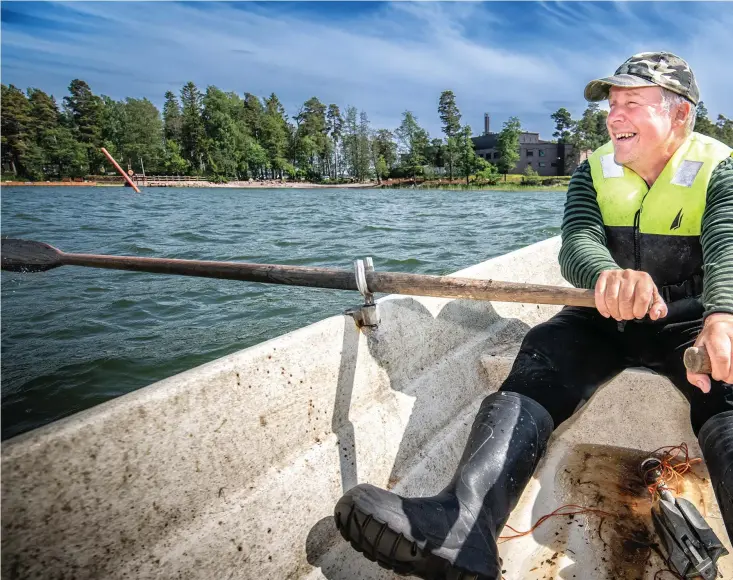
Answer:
[
  {"xmin": 2, "ymin": 180, "xmax": 568, "ymax": 192},
  {"xmin": 1, "ymin": 180, "xmax": 378, "ymax": 189},
  {"xmin": 1, "ymin": 181, "xmax": 99, "ymax": 187},
  {"xmin": 203, "ymin": 181, "xmax": 379, "ymax": 189}
]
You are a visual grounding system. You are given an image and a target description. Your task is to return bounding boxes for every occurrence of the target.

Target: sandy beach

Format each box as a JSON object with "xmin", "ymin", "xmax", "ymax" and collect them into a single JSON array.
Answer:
[
  {"xmin": 211, "ymin": 180, "xmax": 378, "ymax": 189},
  {"xmin": 1, "ymin": 179, "xmax": 379, "ymax": 189}
]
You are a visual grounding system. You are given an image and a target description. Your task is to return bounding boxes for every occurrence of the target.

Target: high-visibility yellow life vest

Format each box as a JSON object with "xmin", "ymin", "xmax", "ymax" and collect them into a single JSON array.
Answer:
[{"xmin": 588, "ymin": 132, "xmax": 732, "ymax": 290}]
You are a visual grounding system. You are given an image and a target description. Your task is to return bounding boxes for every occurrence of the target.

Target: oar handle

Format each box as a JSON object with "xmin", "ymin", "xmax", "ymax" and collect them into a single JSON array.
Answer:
[{"xmin": 684, "ymin": 346, "xmax": 712, "ymax": 375}]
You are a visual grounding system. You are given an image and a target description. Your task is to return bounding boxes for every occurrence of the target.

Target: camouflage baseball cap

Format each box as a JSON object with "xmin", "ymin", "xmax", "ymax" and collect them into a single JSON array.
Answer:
[{"xmin": 584, "ymin": 51, "xmax": 699, "ymax": 105}]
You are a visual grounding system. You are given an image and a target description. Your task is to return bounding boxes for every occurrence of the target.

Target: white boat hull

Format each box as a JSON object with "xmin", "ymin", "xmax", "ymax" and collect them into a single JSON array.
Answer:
[{"xmin": 3, "ymin": 237, "xmax": 730, "ymax": 579}]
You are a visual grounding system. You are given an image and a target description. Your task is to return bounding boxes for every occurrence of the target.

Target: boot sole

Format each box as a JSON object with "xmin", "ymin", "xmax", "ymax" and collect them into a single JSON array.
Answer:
[{"xmin": 334, "ymin": 497, "xmax": 492, "ymax": 580}]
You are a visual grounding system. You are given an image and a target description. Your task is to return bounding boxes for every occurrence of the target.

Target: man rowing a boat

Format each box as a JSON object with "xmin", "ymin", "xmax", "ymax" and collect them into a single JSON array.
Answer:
[{"xmin": 334, "ymin": 51, "xmax": 733, "ymax": 579}]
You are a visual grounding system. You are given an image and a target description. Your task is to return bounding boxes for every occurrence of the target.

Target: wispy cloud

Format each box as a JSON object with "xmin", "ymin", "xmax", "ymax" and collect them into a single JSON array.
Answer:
[{"xmin": 2, "ymin": 1, "xmax": 731, "ymax": 139}]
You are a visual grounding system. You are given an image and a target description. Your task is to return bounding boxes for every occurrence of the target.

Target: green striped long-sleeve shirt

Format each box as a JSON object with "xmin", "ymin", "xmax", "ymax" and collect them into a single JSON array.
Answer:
[{"xmin": 559, "ymin": 156, "xmax": 733, "ymax": 318}]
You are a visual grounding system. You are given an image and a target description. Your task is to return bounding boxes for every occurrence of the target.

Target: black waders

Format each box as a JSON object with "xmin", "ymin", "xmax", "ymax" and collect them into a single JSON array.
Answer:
[
  {"xmin": 698, "ymin": 410, "xmax": 733, "ymax": 543},
  {"xmin": 334, "ymin": 391, "xmax": 553, "ymax": 580}
]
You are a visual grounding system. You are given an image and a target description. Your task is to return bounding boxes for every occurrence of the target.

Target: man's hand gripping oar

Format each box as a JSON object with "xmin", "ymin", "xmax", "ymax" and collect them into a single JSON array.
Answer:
[
  {"xmin": 688, "ymin": 314, "xmax": 733, "ymax": 393},
  {"xmin": 594, "ymin": 269, "xmax": 731, "ymax": 391}
]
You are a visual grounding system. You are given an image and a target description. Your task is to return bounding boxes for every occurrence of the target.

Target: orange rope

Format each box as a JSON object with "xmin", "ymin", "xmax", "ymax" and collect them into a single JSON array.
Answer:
[
  {"xmin": 497, "ymin": 443, "xmax": 700, "ymax": 537},
  {"xmin": 498, "ymin": 441, "xmax": 702, "ymax": 580},
  {"xmin": 644, "ymin": 443, "xmax": 702, "ymax": 498},
  {"xmin": 497, "ymin": 504, "xmax": 617, "ymax": 543}
]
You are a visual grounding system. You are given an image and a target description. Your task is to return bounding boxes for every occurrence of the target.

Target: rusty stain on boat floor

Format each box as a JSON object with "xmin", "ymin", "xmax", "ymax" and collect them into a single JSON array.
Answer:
[{"xmin": 521, "ymin": 444, "xmax": 713, "ymax": 580}]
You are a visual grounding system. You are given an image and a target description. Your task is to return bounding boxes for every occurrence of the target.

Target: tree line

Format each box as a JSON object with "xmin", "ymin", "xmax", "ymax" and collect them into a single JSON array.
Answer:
[
  {"xmin": 0, "ymin": 80, "xmax": 492, "ymax": 184},
  {"xmin": 1, "ymin": 80, "xmax": 731, "ymax": 183}
]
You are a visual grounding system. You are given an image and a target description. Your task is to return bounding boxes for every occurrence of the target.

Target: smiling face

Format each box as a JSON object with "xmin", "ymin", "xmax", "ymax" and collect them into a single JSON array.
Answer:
[{"xmin": 606, "ymin": 86, "xmax": 680, "ymax": 170}]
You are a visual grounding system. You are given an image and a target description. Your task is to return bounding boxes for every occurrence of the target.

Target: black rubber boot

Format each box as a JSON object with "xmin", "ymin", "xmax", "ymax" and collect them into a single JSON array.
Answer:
[
  {"xmin": 698, "ymin": 410, "xmax": 733, "ymax": 543},
  {"xmin": 333, "ymin": 391, "xmax": 553, "ymax": 580}
]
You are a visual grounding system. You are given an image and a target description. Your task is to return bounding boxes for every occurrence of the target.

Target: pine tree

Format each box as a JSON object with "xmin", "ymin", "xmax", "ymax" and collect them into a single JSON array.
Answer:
[
  {"xmin": 327, "ymin": 104, "xmax": 343, "ymax": 179},
  {"xmin": 163, "ymin": 91, "xmax": 183, "ymax": 143},
  {"xmin": 456, "ymin": 125, "xmax": 482, "ymax": 185},
  {"xmin": 179, "ymin": 82, "xmax": 206, "ymax": 173},
  {"xmin": 295, "ymin": 97, "xmax": 329, "ymax": 177},
  {"xmin": 1, "ymin": 85, "xmax": 34, "ymax": 177},
  {"xmin": 341, "ymin": 106, "xmax": 359, "ymax": 180},
  {"xmin": 243, "ymin": 93, "xmax": 265, "ymax": 141},
  {"xmin": 356, "ymin": 111, "xmax": 372, "ymax": 181},
  {"xmin": 496, "ymin": 117, "xmax": 521, "ymax": 177},
  {"xmin": 63, "ymin": 79, "xmax": 103, "ymax": 172},
  {"xmin": 99, "ymin": 95, "xmax": 125, "ymax": 161},
  {"xmin": 262, "ymin": 93, "xmax": 291, "ymax": 178},
  {"xmin": 550, "ymin": 107, "xmax": 574, "ymax": 143},
  {"xmin": 372, "ymin": 129, "xmax": 397, "ymax": 170},
  {"xmin": 120, "ymin": 98, "xmax": 165, "ymax": 174},
  {"xmin": 28, "ymin": 88, "xmax": 86, "ymax": 178},
  {"xmin": 715, "ymin": 114, "xmax": 733, "ymax": 147},
  {"xmin": 438, "ymin": 90, "xmax": 462, "ymax": 181},
  {"xmin": 395, "ymin": 111, "xmax": 429, "ymax": 183}
]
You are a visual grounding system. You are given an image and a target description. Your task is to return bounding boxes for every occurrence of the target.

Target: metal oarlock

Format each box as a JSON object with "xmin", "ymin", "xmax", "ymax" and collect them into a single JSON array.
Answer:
[{"xmin": 345, "ymin": 257, "xmax": 379, "ymax": 328}]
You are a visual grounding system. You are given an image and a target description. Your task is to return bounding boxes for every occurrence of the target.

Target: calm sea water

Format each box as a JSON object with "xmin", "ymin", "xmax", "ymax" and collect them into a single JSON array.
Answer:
[{"xmin": 1, "ymin": 185, "xmax": 564, "ymax": 439}]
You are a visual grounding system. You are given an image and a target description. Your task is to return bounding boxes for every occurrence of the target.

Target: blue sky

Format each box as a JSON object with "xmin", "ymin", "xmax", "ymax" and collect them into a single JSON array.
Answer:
[{"xmin": 2, "ymin": 1, "xmax": 732, "ymax": 140}]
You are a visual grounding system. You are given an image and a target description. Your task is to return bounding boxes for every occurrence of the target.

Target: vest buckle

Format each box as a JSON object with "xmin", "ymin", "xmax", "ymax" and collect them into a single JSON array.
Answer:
[
  {"xmin": 659, "ymin": 275, "xmax": 703, "ymax": 304},
  {"xmin": 661, "ymin": 285, "xmax": 672, "ymax": 304}
]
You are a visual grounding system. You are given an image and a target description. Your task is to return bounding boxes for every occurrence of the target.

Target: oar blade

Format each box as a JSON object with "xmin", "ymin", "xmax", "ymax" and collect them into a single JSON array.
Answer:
[{"xmin": 1, "ymin": 238, "xmax": 63, "ymax": 272}]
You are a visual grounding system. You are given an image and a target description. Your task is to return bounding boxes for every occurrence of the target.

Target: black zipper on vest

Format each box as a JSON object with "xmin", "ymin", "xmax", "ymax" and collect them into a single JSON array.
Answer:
[
  {"xmin": 633, "ymin": 189, "xmax": 651, "ymax": 271},
  {"xmin": 633, "ymin": 209, "xmax": 641, "ymax": 270}
]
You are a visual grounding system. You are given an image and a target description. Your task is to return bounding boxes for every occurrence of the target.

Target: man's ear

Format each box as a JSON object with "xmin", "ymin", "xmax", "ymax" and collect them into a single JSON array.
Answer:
[{"xmin": 676, "ymin": 101, "xmax": 692, "ymax": 126}]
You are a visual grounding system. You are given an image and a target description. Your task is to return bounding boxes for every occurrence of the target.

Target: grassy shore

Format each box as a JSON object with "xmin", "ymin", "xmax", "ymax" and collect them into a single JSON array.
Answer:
[
  {"xmin": 378, "ymin": 174, "xmax": 571, "ymax": 192},
  {"xmin": 404, "ymin": 183, "xmax": 569, "ymax": 192}
]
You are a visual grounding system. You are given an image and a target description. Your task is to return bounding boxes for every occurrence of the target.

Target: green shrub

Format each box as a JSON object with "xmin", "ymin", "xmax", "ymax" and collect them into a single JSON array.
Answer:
[
  {"xmin": 474, "ymin": 161, "xmax": 501, "ymax": 185},
  {"xmin": 521, "ymin": 165, "xmax": 541, "ymax": 185}
]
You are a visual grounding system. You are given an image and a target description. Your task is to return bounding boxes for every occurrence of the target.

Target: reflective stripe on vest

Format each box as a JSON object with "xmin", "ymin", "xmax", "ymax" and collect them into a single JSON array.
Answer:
[{"xmin": 588, "ymin": 132, "xmax": 732, "ymax": 287}]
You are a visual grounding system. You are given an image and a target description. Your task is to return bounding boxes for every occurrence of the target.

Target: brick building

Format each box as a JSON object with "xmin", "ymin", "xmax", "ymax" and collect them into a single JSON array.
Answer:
[{"xmin": 471, "ymin": 113, "xmax": 578, "ymax": 176}]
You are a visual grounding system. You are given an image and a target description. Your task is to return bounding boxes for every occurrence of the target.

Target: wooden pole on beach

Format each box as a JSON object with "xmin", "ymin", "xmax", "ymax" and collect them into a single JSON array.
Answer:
[{"xmin": 101, "ymin": 148, "xmax": 141, "ymax": 193}]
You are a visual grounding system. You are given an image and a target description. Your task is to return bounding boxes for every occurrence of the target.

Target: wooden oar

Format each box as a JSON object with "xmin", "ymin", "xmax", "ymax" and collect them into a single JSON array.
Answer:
[
  {"xmin": 1, "ymin": 238, "xmax": 711, "ymax": 373},
  {"xmin": 1, "ymin": 238, "xmax": 597, "ymax": 305}
]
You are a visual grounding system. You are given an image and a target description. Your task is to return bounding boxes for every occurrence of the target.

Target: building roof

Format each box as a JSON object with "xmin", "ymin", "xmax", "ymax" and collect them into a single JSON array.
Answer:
[
  {"xmin": 471, "ymin": 134, "xmax": 559, "ymax": 149},
  {"xmin": 471, "ymin": 134, "xmax": 498, "ymax": 149}
]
